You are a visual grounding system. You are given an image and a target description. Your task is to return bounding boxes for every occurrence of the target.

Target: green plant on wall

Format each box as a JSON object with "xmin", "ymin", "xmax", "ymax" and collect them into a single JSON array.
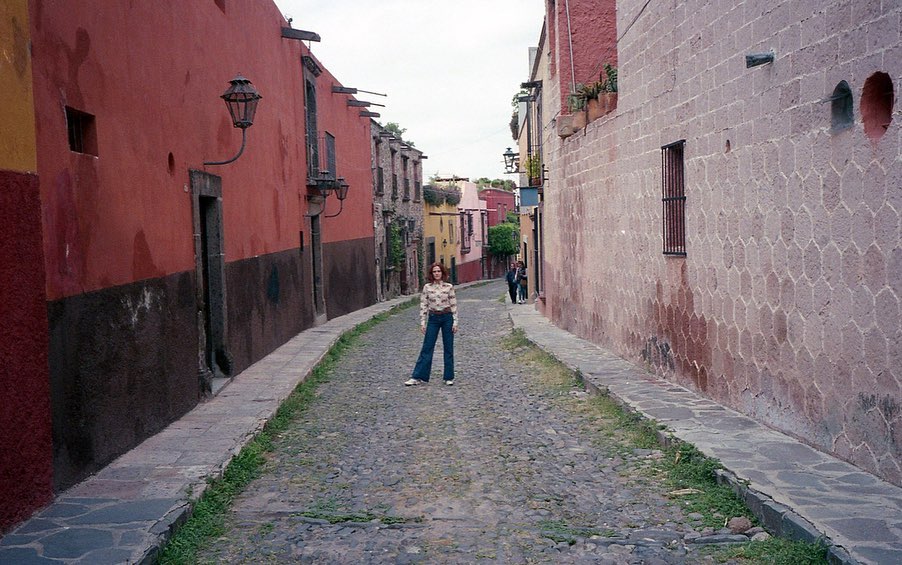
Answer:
[
  {"xmin": 567, "ymin": 83, "xmax": 587, "ymax": 111},
  {"xmin": 524, "ymin": 154, "xmax": 542, "ymax": 182},
  {"xmin": 422, "ymin": 185, "xmax": 444, "ymax": 206},
  {"xmin": 423, "ymin": 185, "xmax": 461, "ymax": 206},
  {"xmin": 602, "ymin": 64, "xmax": 618, "ymax": 93},
  {"xmin": 388, "ymin": 222, "xmax": 404, "ymax": 269},
  {"xmin": 444, "ymin": 185, "xmax": 462, "ymax": 206}
]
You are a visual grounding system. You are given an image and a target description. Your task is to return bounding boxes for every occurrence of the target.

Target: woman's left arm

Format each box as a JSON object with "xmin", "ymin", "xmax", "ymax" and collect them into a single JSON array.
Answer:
[{"xmin": 449, "ymin": 285, "xmax": 458, "ymax": 332}]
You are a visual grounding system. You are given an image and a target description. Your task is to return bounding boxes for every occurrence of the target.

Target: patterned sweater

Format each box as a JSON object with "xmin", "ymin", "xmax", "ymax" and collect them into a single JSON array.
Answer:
[{"xmin": 419, "ymin": 281, "xmax": 458, "ymax": 328}]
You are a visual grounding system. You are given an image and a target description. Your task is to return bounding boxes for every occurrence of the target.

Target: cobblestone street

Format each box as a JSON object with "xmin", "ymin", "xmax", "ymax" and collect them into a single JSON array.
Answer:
[{"xmin": 197, "ymin": 283, "xmax": 701, "ymax": 564}]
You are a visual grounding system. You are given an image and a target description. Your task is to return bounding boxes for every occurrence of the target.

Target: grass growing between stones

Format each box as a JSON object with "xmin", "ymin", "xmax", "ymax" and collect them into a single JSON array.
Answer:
[
  {"xmin": 156, "ymin": 301, "xmax": 415, "ymax": 565},
  {"xmin": 538, "ymin": 520, "xmax": 615, "ymax": 545},
  {"xmin": 502, "ymin": 328, "xmax": 828, "ymax": 564},
  {"xmin": 696, "ymin": 536, "xmax": 828, "ymax": 564}
]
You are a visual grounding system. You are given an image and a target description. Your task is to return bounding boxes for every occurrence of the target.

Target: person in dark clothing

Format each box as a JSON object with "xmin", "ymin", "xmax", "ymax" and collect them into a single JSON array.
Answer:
[{"xmin": 505, "ymin": 262, "xmax": 519, "ymax": 304}]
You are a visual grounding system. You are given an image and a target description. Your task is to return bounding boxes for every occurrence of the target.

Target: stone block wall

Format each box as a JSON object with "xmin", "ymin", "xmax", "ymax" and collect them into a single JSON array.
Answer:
[
  {"xmin": 542, "ymin": 0, "xmax": 901, "ymax": 484},
  {"xmin": 372, "ymin": 123, "xmax": 425, "ymax": 299}
]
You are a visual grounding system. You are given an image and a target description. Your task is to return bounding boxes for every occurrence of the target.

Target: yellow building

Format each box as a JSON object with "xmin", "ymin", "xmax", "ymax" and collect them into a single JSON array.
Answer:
[{"xmin": 421, "ymin": 182, "xmax": 461, "ymax": 282}]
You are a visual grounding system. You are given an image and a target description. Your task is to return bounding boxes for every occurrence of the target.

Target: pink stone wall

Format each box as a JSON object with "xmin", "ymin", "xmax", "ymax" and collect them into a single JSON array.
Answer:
[{"xmin": 541, "ymin": 0, "xmax": 901, "ymax": 485}]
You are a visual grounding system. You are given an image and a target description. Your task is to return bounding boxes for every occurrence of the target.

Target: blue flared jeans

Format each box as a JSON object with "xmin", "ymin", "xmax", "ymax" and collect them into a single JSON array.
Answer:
[{"xmin": 411, "ymin": 312, "xmax": 454, "ymax": 382}]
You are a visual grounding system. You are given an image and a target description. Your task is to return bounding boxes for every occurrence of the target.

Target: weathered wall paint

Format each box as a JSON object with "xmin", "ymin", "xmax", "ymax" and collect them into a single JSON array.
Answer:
[
  {"xmin": 0, "ymin": 0, "xmax": 37, "ymax": 172},
  {"xmin": 0, "ymin": 171, "xmax": 52, "ymax": 532},
  {"xmin": 226, "ymin": 248, "xmax": 312, "ymax": 374},
  {"xmin": 47, "ymin": 272, "xmax": 198, "ymax": 491},
  {"xmin": 323, "ymin": 237, "xmax": 377, "ymax": 318},
  {"xmin": 0, "ymin": 0, "xmax": 52, "ymax": 533},
  {"xmin": 29, "ymin": 1, "xmax": 370, "ymax": 300},
  {"xmin": 540, "ymin": 0, "xmax": 902, "ymax": 485}
]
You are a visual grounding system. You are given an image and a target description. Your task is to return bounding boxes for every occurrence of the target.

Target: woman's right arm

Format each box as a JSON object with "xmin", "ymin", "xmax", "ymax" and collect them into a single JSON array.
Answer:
[{"xmin": 419, "ymin": 285, "xmax": 428, "ymax": 328}]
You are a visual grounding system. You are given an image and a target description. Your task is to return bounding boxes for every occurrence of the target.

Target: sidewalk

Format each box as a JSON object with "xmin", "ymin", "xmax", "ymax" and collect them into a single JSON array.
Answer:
[
  {"xmin": 0, "ymin": 294, "xmax": 418, "ymax": 565},
  {"xmin": 508, "ymin": 303, "xmax": 902, "ymax": 565}
]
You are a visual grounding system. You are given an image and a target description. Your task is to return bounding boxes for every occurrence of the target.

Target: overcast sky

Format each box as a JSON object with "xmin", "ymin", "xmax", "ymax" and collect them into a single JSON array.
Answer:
[{"xmin": 272, "ymin": 0, "xmax": 546, "ymax": 182}]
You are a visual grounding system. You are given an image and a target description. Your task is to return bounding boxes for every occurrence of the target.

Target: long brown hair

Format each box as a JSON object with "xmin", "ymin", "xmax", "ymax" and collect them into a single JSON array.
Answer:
[{"xmin": 426, "ymin": 262, "xmax": 448, "ymax": 282}]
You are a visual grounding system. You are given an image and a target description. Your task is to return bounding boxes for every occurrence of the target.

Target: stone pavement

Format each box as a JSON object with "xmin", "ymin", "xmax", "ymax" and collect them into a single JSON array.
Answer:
[
  {"xmin": 0, "ymin": 292, "xmax": 420, "ymax": 565},
  {"xmin": 509, "ymin": 304, "xmax": 902, "ymax": 565},
  {"xmin": 196, "ymin": 282, "xmax": 693, "ymax": 563},
  {"xmin": 0, "ymin": 281, "xmax": 899, "ymax": 564}
]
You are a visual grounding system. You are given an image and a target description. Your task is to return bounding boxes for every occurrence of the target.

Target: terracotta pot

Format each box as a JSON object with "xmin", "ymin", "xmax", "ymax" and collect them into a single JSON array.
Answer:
[
  {"xmin": 571, "ymin": 109, "xmax": 587, "ymax": 129},
  {"xmin": 600, "ymin": 92, "xmax": 618, "ymax": 115},
  {"xmin": 587, "ymin": 97, "xmax": 604, "ymax": 121}
]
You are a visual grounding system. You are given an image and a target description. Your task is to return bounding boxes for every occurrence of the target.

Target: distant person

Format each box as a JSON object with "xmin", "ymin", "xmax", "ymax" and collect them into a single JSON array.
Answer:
[
  {"xmin": 405, "ymin": 263, "xmax": 458, "ymax": 386},
  {"xmin": 517, "ymin": 260, "xmax": 528, "ymax": 304},
  {"xmin": 506, "ymin": 262, "xmax": 519, "ymax": 304}
]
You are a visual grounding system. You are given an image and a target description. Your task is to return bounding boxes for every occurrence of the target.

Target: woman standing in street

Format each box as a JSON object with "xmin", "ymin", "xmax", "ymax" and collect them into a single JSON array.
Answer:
[{"xmin": 405, "ymin": 263, "xmax": 458, "ymax": 386}]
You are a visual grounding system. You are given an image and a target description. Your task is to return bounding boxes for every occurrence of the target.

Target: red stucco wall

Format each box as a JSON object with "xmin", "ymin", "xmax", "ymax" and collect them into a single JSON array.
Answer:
[
  {"xmin": 550, "ymin": 0, "xmax": 617, "ymax": 112},
  {"xmin": 0, "ymin": 170, "xmax": 52, "ymax": 532},
  {"xmin": 479, "ymin": 188, "xmax": 517, "ymax": 226},
  {"xmin": 30, "ymin": 1, "xmax": 373, "ymax": 302},
  {"xmin": 456, "ymin": 257, "xmax": 483, "ymax": 284},
  {"xmin": 311, "ymin": 59, "xmax": 375, "ymax": 245}
]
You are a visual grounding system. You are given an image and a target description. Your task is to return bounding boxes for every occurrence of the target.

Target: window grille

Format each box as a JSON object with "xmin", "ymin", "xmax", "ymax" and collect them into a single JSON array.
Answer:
[
  {"xmin": 661, "ymin": 140, "xmax": 686, "ymax": 256},
  {"xmin": 324, "ymin": 133, "xmax": 336, "ymax": 177}
]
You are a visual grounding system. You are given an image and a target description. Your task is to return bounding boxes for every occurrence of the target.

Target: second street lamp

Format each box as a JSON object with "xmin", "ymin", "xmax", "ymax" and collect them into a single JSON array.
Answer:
[{"xmin": 502, "ymin": 147, "xmax": 519, "ymax": 174}]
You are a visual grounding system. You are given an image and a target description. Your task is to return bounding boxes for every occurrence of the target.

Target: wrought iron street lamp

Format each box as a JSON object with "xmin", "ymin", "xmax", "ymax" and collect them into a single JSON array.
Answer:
[
  {"xmin": 204, "ymin": 74, "xmax": 262, "ymax": 166},
  {"xmin": 503, "ymin": 147, "xmax": 519, "ymax": 174},
  {"xmin": 324, "ymin": 177, "xmax": 350, "ymax": 218}
]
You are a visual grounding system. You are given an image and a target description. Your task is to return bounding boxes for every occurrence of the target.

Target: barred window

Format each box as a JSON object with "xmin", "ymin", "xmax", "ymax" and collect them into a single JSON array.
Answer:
[{"xmin": 661, "ymin": 140, "xmax": 686, "ymax": 256}]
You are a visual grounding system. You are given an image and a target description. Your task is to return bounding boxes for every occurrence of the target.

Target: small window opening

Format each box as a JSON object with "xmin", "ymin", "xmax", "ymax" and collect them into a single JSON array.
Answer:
[
  {"xmin": 861, "ymin": 72, "xmax": 894, "ymax": 142},
  {"xmin": 661, "ymin": 140, "xmax": 686, "ymax": 256},
  {"xmin": 167, "ymin": 152, "xmax": 175, "ymax": 175},
  {"xmin": 66, "ymin": 106, "xmax": 97, "ymax": 155},
  {"xmin": 830, "ymin": 80, "xmax": 854, "ymax": 133}
]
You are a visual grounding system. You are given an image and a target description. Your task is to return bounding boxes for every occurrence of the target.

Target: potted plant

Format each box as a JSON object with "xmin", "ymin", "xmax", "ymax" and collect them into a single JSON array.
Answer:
[
  {"xmin": 524, "ymin": 154, "xmax": 542, "ymax": 186},
  {"xmin": 598, "ymin": 64, "xmax": 618, "ymax": 114},
  {"xmin": 567, "ymin": 84, "xmax": 588, "ymax": 129},
  {"xmin": 581, "ymin": 81, "xmax": 606, "ymax": 121}
]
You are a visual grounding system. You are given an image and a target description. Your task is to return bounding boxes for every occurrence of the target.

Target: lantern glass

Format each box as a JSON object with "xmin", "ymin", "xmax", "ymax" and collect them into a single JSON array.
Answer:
[
  {"xmin": 221, "ymin": 75, "xmax": 262, "ymax": 129},
  {"xmin": 335, "ymin": 179, "xmax": 350, "ymax": 200},
  {"xmin": 503, "ymin": 147, "xmax": 518, "ymax": 174}
]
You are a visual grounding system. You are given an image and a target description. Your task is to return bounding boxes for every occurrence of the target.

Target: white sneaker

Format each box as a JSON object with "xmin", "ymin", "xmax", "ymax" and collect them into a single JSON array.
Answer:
[
  {"xmin": 445, "ymin": 380, "xmax": 454, "ymax": 386},
  {"xmin": 404, "ymin": 378, "xmax": 424, "ymax": 386}
]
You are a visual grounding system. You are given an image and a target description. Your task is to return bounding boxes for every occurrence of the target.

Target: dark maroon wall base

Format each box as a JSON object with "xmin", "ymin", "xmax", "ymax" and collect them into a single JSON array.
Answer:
[
  {"xmin": 324, "ymin": 237, "xmax": 377, "ymax": 318},
  {"xmin": 226, "ymin": 247, "xmax": 313, "ymax": 375},
  {"xmin": 47, "ymin": 271, "xmax": 199, "ymax": 491},
  {"xmin": 0, "ymin": 170, "xmax": 52, "ymax": 532}
]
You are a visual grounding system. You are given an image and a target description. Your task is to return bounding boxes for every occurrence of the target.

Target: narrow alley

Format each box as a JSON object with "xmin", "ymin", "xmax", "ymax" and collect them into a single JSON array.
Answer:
[{"xmin": 196, "ymin": 283, "xmax": 694, "ymax": 564}]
